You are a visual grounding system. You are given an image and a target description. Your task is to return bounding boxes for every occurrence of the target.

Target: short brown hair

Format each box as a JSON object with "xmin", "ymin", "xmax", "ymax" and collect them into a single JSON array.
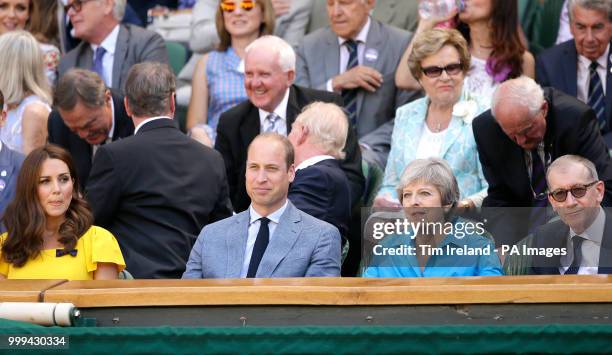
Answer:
[
  {"xmin": 125, "ymin": 62, "xmax": 176, "ymax": 117},
  {"xmin": 249, "ymin": 133, "xmax": 294, "ymax": 170},
  {"xmin": 1, "ymin": 144, "xmax": 93, "ymax": 267},
  {"xmin": 54, "ymin": 69, "xmax": 107, "ymax": 111},
  {"xmin": 215, "ymin": 0, "xmax": 276, "ymax": 52},
  {"xmin": 408, "ymin": 28, "xmax": 471, "ymax": 80}
]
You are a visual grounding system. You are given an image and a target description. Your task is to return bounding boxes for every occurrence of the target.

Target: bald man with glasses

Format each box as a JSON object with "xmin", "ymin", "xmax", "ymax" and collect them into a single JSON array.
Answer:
[{"xmin": 529, "ymin": 155, "xmax": 612, "ymax": 275}]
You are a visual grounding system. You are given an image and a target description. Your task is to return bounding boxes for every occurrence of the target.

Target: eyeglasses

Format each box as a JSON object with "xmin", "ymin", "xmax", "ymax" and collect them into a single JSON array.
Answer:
[
  {"xmin": 220, "ymin": 0, "xmax": 255, "ymax": 12},
  {"xmin": 65, "ymin": 0, "xmax": 96, "ymax": 13},
  {"xmin": 548, "ymin": 181, "xmax": 598, "ymax": 202},
  {"xmin": 421, "ymin": 63, "xmax": 463, "ymax": 78}
]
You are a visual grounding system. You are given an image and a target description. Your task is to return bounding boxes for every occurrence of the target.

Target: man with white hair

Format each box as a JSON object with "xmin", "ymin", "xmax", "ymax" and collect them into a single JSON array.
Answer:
[
  {"xmin": 536, "ymin": 0, "xmax": 612, "ymax": 144},
  {"xmin": 215, "ymin": 35, "xmax": 364, "ymax": 213},
  {"xmin": 472, "ymin": 76, "xmax": 612, "ymax": 244},
  {"xmin": 59, "ymin": 0, "xmax": 168, "ymax": 94},
  {"xmin": 288, "ymin": 102, "xmax": 352, "ymax": 239}
]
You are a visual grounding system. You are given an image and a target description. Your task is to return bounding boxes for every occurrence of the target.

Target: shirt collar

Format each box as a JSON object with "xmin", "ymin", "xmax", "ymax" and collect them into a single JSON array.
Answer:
[
  {"xmin": 296, "ymin": 155, "xmax": 335, "ymax": 171},
  {"xmin": 569, "ymin": 206, "xmax": 605, "ymax": 245},
  {"xmin": 107, "ymin": 95, "xmax": 115, "ymax": 141},
  {"xmin": 577, "ymin": 43, "xmax": 610, "ymax": 70},
  {"xmin": 249, "ymin": 200, "xmax": 289, "ymax": 225},
  {"xmin": 337, "ymin": 16, "xmax": 371, "ymax": 45},
  {"xmin": 91, "ymin": 24, "xmax": 120, "ymax": 54},
  {"xmin": 133, "ymin": 116, "xmax": 170, "ymax": 134},
  {"xmin": 258, "ymin": 87, "xmax": 290, "ymax": 123}
]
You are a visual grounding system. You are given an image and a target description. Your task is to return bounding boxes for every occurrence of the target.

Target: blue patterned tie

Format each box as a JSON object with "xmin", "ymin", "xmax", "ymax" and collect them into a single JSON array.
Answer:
[
  {"xmin": 264, "ymin": 113, "xmax": 280, "ymax": 133},
  {"xmin": 565, "ymin": 235, "xmax": 585, "ymax": 275},
  {"xmin": 588, "ymin": 61, "xmax": 606, "ymax": 131},
  {"xmin": 91, "ymin": 46, "xmax": 107, "ymax": 84},
  {"xmin": 342, "ymin": 40, "xmax": 358, "ymax": 126},
  {"xmin": 247, "ymin": 217, "xmax": 270, "ymax": 278}
]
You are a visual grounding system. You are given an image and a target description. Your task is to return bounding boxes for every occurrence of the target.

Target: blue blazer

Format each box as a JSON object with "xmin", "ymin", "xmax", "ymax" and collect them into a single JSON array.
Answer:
[
  {"xmin": 0, "ymin": 144, "xmax": 24, "ymax": 231},
  {"xmin": 536, "ymin": 39, "xmax": 612, "ymax": 142},
  {"xmin": 289, "ymin": 159, "xmax": 351, "ymax": 238},
  {"xmin": 183, "ymin": 201, "xmax": 342, "ymax": 278}
]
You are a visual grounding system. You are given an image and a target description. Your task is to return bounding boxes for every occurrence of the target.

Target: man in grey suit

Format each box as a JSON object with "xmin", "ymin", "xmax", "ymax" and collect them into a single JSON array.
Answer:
[
  {"xmin": 183, "ymin": 133, "xmax": 341, "ymax": 278},
  {"xmin": 295, "ymin": 0, "xmax": 416, "ymax": 167},
  {"xmin": 60, "ymin": 0, "xmax": 168, "ymax": 94}
]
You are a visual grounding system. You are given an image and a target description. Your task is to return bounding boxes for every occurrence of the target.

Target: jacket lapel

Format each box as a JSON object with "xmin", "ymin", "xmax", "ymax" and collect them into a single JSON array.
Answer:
[
  {"xmin": 112, "ymin": 25, "xmax": 128, "ymax": 89},
  {"xmin": 605, "ymin": 41, "xmax": 612, "ymax": 128},
  {"xmin": 240, "ymin": 104, "xmax": 262, "ymax": 146},
  {"xmin": 324, "ymin": 31, "xmax": 340, "ymax": 89},
  {"xmin": 76, "ymin": 43, "xmax": 94, "ymax": 70},
  {"xmin": 256, "ymin": 202, "xmax": 301, "ymax": 277},
  {"xmin": 598, "ymin": 208, "xmax": 612, "ymax": 274},
  {"xmin": 286, "ymin": 86, "xmax": 300, "ymax": 128},
  {"xmin": 562, "ymin": 42, "xmax": 578, "ymax": 96},
  {"xmin": 357, "ymin": 19, "xmax": 384, "ymax": 120},
  {"xmin": 226, "ymin": 211, "xmax": 250, "ymax": 278}
]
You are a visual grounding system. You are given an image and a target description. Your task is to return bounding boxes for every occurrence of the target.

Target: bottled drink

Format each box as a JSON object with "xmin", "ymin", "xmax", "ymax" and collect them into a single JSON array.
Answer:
[{"xmin": 418, "ymin": 0, "xmax": 464, "ymax": 20}]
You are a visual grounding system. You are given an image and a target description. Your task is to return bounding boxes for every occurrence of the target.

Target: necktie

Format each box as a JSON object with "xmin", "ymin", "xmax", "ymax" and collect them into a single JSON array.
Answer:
[
  {"xmin": 91, "ymin": 46, "xmax": 107, "ymax": 83},
  {"xmin": 342, "ymin": 40, "xmax": 358, "ymax": 126},
  {"xmin": 247, "ymin": 217, "xmax": 270, "ymax": 278},
  {"xmin": 530, "ymin": 149, "xmax": 547, "ymax": 207},
  {"xmin": 565, "ymin": 235, "xmax": 585, "ymax": 275},
  {"xmin": 264, "ymin": 113, "xmax": 280, "ymax": 133},
  {"xmin": 588, "ymin": 61, "xmax": 606, "ymax": 131}
]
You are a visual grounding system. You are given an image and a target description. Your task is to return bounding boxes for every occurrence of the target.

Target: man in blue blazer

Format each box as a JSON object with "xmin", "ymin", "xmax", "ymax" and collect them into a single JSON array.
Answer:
[
  {"xmin": 288, "ymin": 102, "xmax": 351, "ymax": 239},
  {"xmin": 535, "ymin": 0, "xmax": 611, "ymax": 144},
  {"xmin": 183, "ymin": 133, "xmax": 342, "ymax": 279}
]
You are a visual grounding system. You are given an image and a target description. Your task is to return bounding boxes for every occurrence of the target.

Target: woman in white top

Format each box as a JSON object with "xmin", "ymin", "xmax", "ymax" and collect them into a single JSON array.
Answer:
[
  {"xmin": 395, "ymin": 0, "xmax": 535, "ymax": 99},
  {"xmin": 0, "ymin": 30, "xmax": 51, "ymax": 155}
]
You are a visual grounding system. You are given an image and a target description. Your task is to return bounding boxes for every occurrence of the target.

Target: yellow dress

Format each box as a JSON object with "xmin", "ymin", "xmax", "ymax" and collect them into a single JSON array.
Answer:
[{"xmin": 0, "ymin": 226, "xmax": 125, "ymax": 280}]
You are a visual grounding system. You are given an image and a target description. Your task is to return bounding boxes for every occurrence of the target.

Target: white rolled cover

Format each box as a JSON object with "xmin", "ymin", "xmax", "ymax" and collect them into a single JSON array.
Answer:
[{"xmin": 0, "ymin": 302, "xmax": 78, "ymax": 326}]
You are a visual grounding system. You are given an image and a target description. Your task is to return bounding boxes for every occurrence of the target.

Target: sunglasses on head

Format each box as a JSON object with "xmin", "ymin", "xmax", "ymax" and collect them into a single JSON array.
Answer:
[
  {"xmin": 421, "ymin": 63, "xmax": 463, "ymax": 78},
  {"xmin": 548, "ymin": 181, "xmax": 598, "ymax": 202},
  {"xmin": 220, "ymin": 0, "xmax": 255, "ymax": 12}
]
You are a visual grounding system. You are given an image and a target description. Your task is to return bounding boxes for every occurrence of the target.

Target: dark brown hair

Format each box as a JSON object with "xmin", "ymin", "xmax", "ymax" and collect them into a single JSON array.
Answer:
[
  {"xmin": 28, "ymin": 0, "xmax": 59, "ymax": 48},
  {"xmin": 458, "ymin": 0, "xmax": 526, "ymax": 80},
  {"xmin": 54, "ymin": 69, "xmax": 107, "ymax": 111},
  {"xmin": 215, "ymin": 0, "xmax": 275, "ymax": 52},
  {"xmin": 1, "ymin": 145, "xmax": 93, "ymax": 267}
]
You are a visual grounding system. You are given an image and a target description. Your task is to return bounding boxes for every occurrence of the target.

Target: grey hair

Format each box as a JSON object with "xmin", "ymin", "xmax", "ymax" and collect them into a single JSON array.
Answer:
[
  {"xmin": 295, "ymin": 102, "xmax": 348, "ymax": 159},
  {"xmin": 396, "ymin": 157, "xmax": 460, "ymax": 206},
  {"xmin": 568, "ymin": 0, "xmax": 612, "ymax": 22},
  {"xmin": 125, "ymin": 62, "xmax": 176, "ymax": 117},
  {"xmin": 492, "ymin": 76, "xmax": 545, "ymax": 120},
  {"xmin": 547, "ymin": 155, "xmax": 599, "ymax": 182},
  {"xmin": 245, "ymin": 35, "xmax": 296, "ymax": 72},
  {"xmin": 113, "ymin": 0, "xmax": 126, "ymax": 21}
]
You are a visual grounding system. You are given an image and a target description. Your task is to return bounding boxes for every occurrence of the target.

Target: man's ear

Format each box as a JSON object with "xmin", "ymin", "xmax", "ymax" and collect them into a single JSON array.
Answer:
[
  {"xmin": 124, "ymin": 97, "xmax": 133, "ymax": 117},
  {"xmin": 287, "ymin": 70, "xmax": 295, "ymax": 85},
  {"xmin": 287, "ymin": 163, "xmax": 296, "ymax": 183}
]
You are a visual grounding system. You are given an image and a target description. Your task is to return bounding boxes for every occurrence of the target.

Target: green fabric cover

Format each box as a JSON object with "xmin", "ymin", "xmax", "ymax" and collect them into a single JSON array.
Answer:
[{"xmin": 1, "ymin": 318, "xmax": 612, "ymax": 354}]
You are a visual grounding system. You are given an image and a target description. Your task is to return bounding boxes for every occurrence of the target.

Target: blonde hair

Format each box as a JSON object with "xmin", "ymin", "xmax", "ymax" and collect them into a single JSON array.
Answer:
[
  {"xmin": 408, "ymin": 28, "xmax": 471, "ymax": 80},
  {"xmin": 0, "ymin": 31, "xmax": 51, "ymax": 106},
  {"xmin": 295, "ymin": 102, "xmax": 348, "ymax": 159}
]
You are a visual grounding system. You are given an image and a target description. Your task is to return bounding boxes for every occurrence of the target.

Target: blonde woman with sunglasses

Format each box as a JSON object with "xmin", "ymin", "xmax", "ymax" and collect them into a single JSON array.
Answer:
[
  {"xmin": 374, "ymin": 28, "xmax": 489, "ymax": 211},
  {"xmin": 186, "ymin": 0, "xmax": 275, "ymax": 146}
]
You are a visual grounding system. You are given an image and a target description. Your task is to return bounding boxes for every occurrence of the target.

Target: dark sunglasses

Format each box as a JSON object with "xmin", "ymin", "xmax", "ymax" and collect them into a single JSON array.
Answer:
[
  {"xmin": 220, "ymin": 0, "xmax": 255, "ymax": 12},
  {"xmin": 65, "ymin": 0, "xmax": 96, "ymax": 13},
  {"xmin": 421, "ymin": 63, "xmax": 463, "ymax": 78},
  {"xmin": 548, "ymin": 181, "xmax": 598, "ymax": 202}
]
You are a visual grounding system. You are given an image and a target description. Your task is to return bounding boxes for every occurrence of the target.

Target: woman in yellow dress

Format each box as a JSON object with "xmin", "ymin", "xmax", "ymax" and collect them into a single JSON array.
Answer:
[{"xmin": 0, "ymin": 144, "xmax": 125, "ymax": 279}]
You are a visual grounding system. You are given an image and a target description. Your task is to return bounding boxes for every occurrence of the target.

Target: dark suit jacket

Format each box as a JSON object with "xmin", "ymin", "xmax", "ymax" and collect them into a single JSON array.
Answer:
[
  {"xmin": 288, "ymin": 159, "xmax": 351, "ymax": 238},
  {"xmin": 58, "ymin": 24, "xmax": 168, "ymax": 93},
  {"xmin": 0, "ymin": 144, "xmax": 23, "ymax": 232},
  {"xmin": 47, "ymin": 92, "xmax": 134, "ymax": 188},
  {"xmin": 215, "ymin": 85, "xmax": 365, "ymax": 212},
  {"xmin": 536, "ymin": 40, "xmax": 612, "ymax": 142},
  {"xmin": 474, "ymin": 87, "xmax": 612, "ymax": 207},
  {"xmin": 530, "ymin": 209, "xmax": 612, "ymax": 275},
  {"xmin": 85, "ymin": 118, "xmax": 233, "ymax": 278}
]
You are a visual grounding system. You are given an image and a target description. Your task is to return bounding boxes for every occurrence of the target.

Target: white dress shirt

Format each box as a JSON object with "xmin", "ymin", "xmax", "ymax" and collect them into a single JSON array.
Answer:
[
  {"xmin": 295, "ymin": 155, "xmax": 335, "ymax": 171},
  {"xmin": 90, "ymin": 24, "xmax": 120, "ymax": 87},
  {"xmin": 257, "ymin": 88, "xmax": 290, "ymax": 136},
  {"xmin": 134, "ymin": 116, "xmax": 171, "ymax": 134},
  {"xmin": 240, "ymin": 200, "xmax": 289, "ymax": 277},
  {"xmin": 559, "ymin": 207, "xmax": 605, "ymax": 275},
  {"xmin": 576, "ymin": 44, "xmax": 609, "ymax": 104},
  {"xmin": 325, "ymin": 17, "xmax": 372, "ymax": 92}
]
